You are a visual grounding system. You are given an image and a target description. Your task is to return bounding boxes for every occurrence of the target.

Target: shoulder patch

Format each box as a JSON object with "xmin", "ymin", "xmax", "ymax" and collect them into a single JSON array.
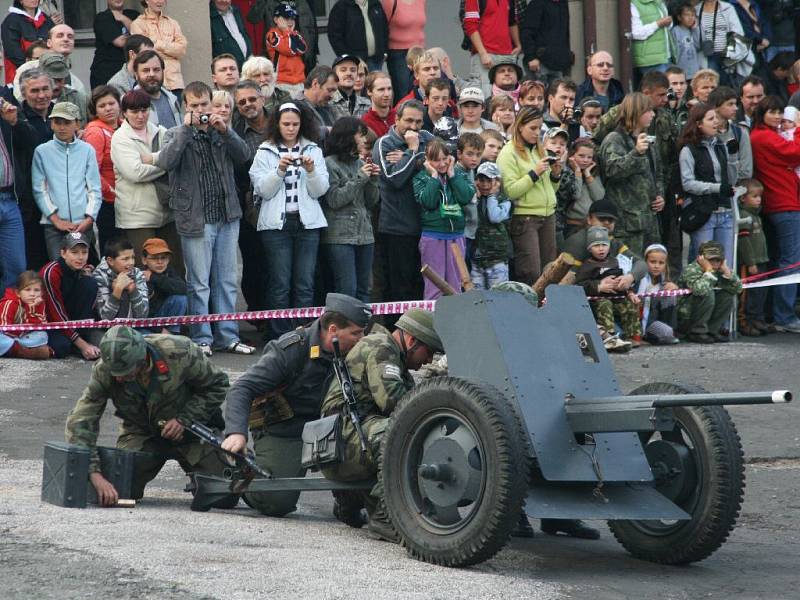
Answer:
[
  {"xmin": 277, "ymin": 332, "xmax": 304, "ymax": 350},
  {"xmin": 381, "ymin": 363, "xmax": 402, "ymax": 381}
]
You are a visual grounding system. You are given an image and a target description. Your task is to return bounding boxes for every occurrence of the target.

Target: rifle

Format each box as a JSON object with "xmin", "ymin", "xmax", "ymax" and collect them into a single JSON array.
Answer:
[
  {"xmin": 331, "ymin": 337, "xmax": 369, "ymax": 456},
  {"xmin": 186, "ymin": 422, "xmax": 271, "ymax": 492}
]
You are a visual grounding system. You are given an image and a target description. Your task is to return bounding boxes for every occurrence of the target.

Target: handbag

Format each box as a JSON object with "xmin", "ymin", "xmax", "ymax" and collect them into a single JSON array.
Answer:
[
  {"xmin": 300, "ymin": 414, "xmax": 344, "ymax": 471},
  {"xmin": 680, "ymin": 195, "xmax": 717, "ymax": 233}
]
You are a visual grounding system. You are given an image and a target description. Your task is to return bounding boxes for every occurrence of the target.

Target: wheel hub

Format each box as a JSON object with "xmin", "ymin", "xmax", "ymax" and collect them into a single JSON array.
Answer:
[
  {"xmin": 418, "ymin": 436, "xmax": 481, "ymax": 507},
  {"xmin": 645, "ymin": 439, "xmax": 697, "ymax": 504}
]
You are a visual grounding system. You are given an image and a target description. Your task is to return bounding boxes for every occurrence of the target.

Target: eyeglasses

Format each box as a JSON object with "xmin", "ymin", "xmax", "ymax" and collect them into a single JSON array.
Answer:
[
  {"xmin": 237, "ymin": 97, "xmax": 260, "ymax": 106},
  {"xmin": 592, "ymin": 62, "xmax": 614, "ymax": 68}
]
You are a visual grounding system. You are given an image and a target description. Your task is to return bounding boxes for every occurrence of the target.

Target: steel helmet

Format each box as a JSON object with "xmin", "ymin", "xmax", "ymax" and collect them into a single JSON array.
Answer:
[
  {"xmin": 395, "ymin": 309, "xmax": 444, "ymax": 353},
  {"xmin": 491, "ymin": 280, "xmax": 540, "ymax": 308},
  {"xmin": 100, "ymin": 325, "xmax": 147, "ymax": 377}
]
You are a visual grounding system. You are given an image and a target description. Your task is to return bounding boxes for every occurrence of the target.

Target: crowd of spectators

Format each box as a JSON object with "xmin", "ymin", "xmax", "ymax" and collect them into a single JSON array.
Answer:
[{"xmin": 1, "ymin": 0, "xmax": 800, "ymax": 361}]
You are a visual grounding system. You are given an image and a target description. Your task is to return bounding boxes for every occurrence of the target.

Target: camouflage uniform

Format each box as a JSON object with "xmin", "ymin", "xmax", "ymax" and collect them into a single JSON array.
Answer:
[
  {"xmin": 678, "ymin": 262, "xmax": 743, "ymax": 334},
  {"xmin": 575, "ymin": 255, "xmax": 643, "ymax": 338},
  {"xmin": 598, "ymin": 127, "xmax": 664, "ymax": 257},
  {"xmin": 65, "ymin": 333, "xmax": 229, "ymax": 498}
]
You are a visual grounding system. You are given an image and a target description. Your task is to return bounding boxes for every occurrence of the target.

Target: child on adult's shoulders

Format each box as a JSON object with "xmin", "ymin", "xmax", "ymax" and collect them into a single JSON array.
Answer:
[
  {"xmin": 0, "ymin": 271, "xmax": 53, "ymax": 360},
  {"xmin": 142, "ymin": 237, "xmax": 187, "ymax": 334}
]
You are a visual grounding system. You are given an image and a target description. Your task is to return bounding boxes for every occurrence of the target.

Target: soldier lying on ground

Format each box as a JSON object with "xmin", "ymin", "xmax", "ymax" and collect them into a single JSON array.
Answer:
[
  {"xmin": 65, "ymin": 325, "xmax": 233, "ymax": 506},
  {"xmin": 221, "ymin": 293, "xmax": 371, "ymax": 517}
]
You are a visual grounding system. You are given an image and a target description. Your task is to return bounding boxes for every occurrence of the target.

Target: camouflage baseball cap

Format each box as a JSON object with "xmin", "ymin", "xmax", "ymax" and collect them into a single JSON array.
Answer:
[
  {"xmin": 100, "ymin": 326, "xmax": 148, "ymax": 377},
  {"xmin": 395, "ymin": 309, "xmax": 443, "ymax": 353},
  {"xmin": 699, "ymin": 240, "xmax": 724, "ymax": 260},
  {"xmin": 491, "ymin": 281, "xmax": 539, "ymax": 308}
]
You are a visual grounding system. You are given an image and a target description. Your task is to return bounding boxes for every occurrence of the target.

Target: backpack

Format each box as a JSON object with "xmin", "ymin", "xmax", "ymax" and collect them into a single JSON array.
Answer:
[{"xmin": 459, "ymin": 0, "xmax": 489, "ymax": 52}]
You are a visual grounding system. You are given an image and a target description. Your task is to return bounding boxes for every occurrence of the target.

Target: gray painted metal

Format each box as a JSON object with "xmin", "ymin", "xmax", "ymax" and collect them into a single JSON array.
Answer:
[
  {"xmin": 42, "ymin": 442, "xmax": 90, "ymax": 508},
  {"xmin": 434, "ymin": 286, "xmax": 653, "ymax": 483}
]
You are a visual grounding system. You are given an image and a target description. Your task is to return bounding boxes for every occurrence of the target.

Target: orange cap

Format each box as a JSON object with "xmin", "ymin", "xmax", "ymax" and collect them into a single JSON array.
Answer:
[{"xmin": 142, "ymin": 238, "xmax": 172, "ymax": 256}]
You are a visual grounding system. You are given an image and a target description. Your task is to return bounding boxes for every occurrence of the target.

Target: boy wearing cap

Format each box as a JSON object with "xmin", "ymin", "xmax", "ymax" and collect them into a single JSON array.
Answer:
[
  {"xmin": 266, "ymin": 2, "xmax": 307, "ymax": 97},
  {"xmin": 457, "ymin": 87, "xmax": 499, "ymax": 135},
  {"xmin": 471, "ymin": 161, "xmax": 512, "ymax": 289},
  {"xmin": 575, "ymin": 226, "xmax": 642, "ymax": 351},
  {"xmin": 40, "ymin": 232, "xmax": 101, "ymax": 359},
  {"xmin": 142, "ymin": 237, "xmax": 187, "ymax": 334},
  {"xmin": 32, "ymin": 101, "xmax": 102, "ymax": 261},
  {"xmin": 677, "ymin": 240, "xmax": 742, "ymax": 344}
]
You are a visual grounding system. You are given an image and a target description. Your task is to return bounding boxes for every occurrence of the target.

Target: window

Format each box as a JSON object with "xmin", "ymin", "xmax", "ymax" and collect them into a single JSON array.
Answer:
[{"xmin": 62, "ymin": 0, "xmax": 100, "ymax": 32}]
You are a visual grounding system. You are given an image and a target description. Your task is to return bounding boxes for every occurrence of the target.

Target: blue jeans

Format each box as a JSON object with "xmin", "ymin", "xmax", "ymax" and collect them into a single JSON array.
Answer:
[
  {"xmin": 689, "ymin": 210, "xmax": 734, "ymax": 267},
  {"xmin": 260, "ymin": 214, "xmax": 320, "ymax": 338},
  {"xmin": 766, "ymin": 45, "xmax": 795, "ymax": 63},
  {"xmin": 768, "ymin": 211, "xmax": 800, "ymax": 325},
  {"xmin": 366, "ymin": 56, "xmax": 384, "ymax": 72},
  {"xmin": 323, "ymin": 243, "xmax": 374, "ymax": 303},
  {"xmin": 387, "ymin": 49, "xmax": 413, "ymax": 102},
  {"xmin": 181, "ymin": 220, "xmax": 241, "ymax": 348},
  {"xmin": 0, "ymin": 192, "xmax": 26, "ymax": 292},
  {"xmin": 148, "ymin": 294, "xmax": 188, "ymax": 334}
]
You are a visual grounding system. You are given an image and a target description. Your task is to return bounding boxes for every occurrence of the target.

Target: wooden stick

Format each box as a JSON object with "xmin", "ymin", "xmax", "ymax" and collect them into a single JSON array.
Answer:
[
  {"xmin": 421, "ymin": 264, "xmax": 456, "ymax": 296},
  {"xmin": 450, "ymin": 242, "xmax": 474, "ymax": 291},
  {"xmin": 115, "ymin": 499, "xmax": 136, "ymax": 508},
  {"xmin": 533, "ymin": 252, "xmax": 576, "ymax": 299}
]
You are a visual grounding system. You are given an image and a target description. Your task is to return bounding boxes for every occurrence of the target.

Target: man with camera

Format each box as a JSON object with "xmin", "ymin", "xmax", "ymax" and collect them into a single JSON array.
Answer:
[
  {"xmin": 152, "ymin": 81, "xmax": 254, "ymax": 356},
  {"xmin": 543, "ymin": 78, "xmax": 580, "ymax": 142}
]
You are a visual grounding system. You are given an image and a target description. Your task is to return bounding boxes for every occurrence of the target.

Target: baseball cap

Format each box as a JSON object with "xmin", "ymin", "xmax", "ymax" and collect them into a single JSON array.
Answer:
[
  {"xmin": 458, "ymin": 87, "xmax": 485, "ymax": 105},
  {"xmin": 61, "ymin": 231, "xmax": 90, "ymax": 249},
  {"xmin": 39, "ymin": 51, "xmax": 70, "ymax": 80},
  {"xmin": 588, "ymin": 199, "xmax": 618, "ymax": 220},
  {"xmin": 50, "ymin": 101, "xmax": 80, "ymax": 121},
  {"xmin": 332, "ymin": 54, "xmax": 359, "ymax": 70},
  {"xmin": 142, "ymin": 238, "xmax": 172, "ymax": 256},
  {"xmin": 543, "ymin": 127, "xmax": 569, "ymax": 142},
  {"xmin": 699, "ymin": 240, "xmax": 724, "ymax": 260},
  {"xmin": 273, "ymin": 1, "xmax": 298, "ymax": 19},
  {"xmin": 476, "ymin": 161, "xmax": 500, "ymax": 179},
  {"xmin": 586, "ymin": 226, "xmax": 611, "ymax": 249}
]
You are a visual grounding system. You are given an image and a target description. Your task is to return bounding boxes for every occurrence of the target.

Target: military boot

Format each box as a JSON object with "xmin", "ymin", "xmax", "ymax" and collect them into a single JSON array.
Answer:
[
  {"xmin": 332, "ymin": 490, "xmax": 366, "ymax": 528},
  {"xmin": 364, "ymin": 495, "xmax": 400, "ymax": 544},
  {"xmin": 510, "ymin": 511, "xmax": 535, "ymax": 538},
  {"xmin": 541, "ymin": 518, "xmax": 600, "ymax": 540}
]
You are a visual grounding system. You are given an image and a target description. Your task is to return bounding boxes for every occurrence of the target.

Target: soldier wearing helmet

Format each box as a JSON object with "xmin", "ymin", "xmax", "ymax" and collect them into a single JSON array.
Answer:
[
  {"xmin": 65, "ymin": 326, "xmax": 231, "ymax": 507},
  {"xmin": 319, "ymin": 308, "xmax": 442, "ymax": 541}
]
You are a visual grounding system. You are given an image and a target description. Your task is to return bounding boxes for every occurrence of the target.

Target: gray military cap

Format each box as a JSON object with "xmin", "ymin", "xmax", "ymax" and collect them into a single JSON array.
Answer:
[
  {"xmin": 324, "ymin": 293, "xmax": 372, "ymax": 328},
  {"xmin": 586, "ymin": 226, "xmax": 610, "ymax": 249}
]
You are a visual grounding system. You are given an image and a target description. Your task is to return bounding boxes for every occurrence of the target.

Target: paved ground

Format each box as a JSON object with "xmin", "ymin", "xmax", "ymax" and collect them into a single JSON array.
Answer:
[{"xmin": 1, "ymin": 331, "xmax": 798, "ymax": 600}]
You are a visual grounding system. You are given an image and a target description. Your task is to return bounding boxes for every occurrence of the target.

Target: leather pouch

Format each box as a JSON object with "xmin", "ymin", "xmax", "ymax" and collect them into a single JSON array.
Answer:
[{"xmin": 300, "ymin": 414, "xmax": 343, "ymax": 471}]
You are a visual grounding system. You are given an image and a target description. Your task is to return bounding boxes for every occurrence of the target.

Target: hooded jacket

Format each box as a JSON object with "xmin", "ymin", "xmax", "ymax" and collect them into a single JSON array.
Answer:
[{"xmin": 0, "ymin": 286, "xmax": 47, "ymax": 328}]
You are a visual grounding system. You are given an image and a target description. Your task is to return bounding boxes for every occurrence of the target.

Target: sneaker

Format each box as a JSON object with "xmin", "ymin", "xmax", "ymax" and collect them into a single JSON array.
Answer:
[
  {"xmin": 774, "ymin": 319, "xmax": 800, "ymax": 333},
  {"xmin": 198, "ymin": 343, "xmax": 213, "ymax": 356},
  {"xmin": 226, "ymin": 341, "xmax": 255, "ymax": 355},
  {"xmin": 603, "ymin": 334, "xmax": 632, "ymax": 353}
]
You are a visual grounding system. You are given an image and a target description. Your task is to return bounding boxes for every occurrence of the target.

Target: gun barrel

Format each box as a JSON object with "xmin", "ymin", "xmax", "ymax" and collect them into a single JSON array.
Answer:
[{"xmin": 572, "ymin": 390, "xmax": 792, "ymax": 408}]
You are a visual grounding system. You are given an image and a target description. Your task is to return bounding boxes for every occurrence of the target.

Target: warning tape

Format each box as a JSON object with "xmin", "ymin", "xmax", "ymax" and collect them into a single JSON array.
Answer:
[
  {"xmin": 0, "ymin": 300, "xmax": 437, "ymax": 334},
  {"xmin": 586, "ymin": 288, "xmax": 693, "ymax": 301},
  {"xmin": 741, "ymin": 260, "xmax": 800, "ymax": 283}
]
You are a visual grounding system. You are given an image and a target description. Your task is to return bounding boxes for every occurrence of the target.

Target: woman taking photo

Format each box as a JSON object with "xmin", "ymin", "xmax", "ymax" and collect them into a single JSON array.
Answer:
[
  {"xmin": 750, "ymin": 95, "xmax": 800, "ymax": 333},
  {"xmin": 678, "ymin": 102, "xmax": 737, "ymax": 266},
  {"xmin": 496, "ymin": 107, "xmax": 561, "ymax": 285},
  {"xmin": 250, "ymin": 102, "xmax": 329, "ymax": 339},
  {"xmin": 110, "ymin": 89, "xmax": 182, "ymax": 269},
  {"xmin": 82, "ymin": 85, "xmax": 123, "ymax": 254},
  {"xmin": 321, "ymin": 117, "xmax": 380, "ymax": 302},
  {"xmin": 598, "ymin": 92, "xmax": 664, "ymax": 257},
  {"xmin": 131, "ymin": 0, "xmax": 187, "ymax": 95}
]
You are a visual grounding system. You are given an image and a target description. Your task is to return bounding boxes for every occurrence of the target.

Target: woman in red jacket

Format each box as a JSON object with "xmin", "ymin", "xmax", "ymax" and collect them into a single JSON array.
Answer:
[
  {"xmin": 0, "ymin": 270, "xmax": 52, "ymax": 359},
  {"xmin": 81, "ymin": 86, "xmax": 122, "ymax": 255},
  {"xmin": 750, "ymin": 95, "xmax": 800, "ymax": 333}
]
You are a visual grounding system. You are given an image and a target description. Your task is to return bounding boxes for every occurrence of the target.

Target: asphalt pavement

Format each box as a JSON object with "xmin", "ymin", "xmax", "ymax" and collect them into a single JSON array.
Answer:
[{"xmin": 1, "ymin": 333, "xmax": 799, "ymax": 600}]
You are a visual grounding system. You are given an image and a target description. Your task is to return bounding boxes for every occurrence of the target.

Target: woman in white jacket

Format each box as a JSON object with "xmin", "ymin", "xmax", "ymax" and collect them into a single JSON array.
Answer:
[
  {"xmin": 110, "ymin": 89, "xmax": 182, "ymax": 270},
  {"xmin": 249, "ymin": 101, "xmax": 329, "ymax": 339}
]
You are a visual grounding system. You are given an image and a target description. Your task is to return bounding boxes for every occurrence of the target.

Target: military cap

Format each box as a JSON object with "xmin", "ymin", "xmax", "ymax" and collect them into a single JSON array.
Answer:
[
  {"xmin": 39, "ymin": 51, "xmax": 70, "ymax": 80},
  {"xmin": 100, "ymin": 326, "xmax": 148, "ymax": 377},
  {"xmin": 491, "ymin": 281, "xmax": 539, "ymax": 308},
  {"xmin": 543, "ymin": 127, "xmax": 569, "ymax": 142},
  {"xmin": 324, "ymin": 293, "xmax": 372, "ymax": 328},
  {"xmin": 61, "ymin": 231, "xmax": 90, "ymax": 249},
  {"xmin": 395, "ymin": 309, "xmax": 443, "ymax": 353},
  {"xmin": 699, "ymin": 240, "xmax": 724, "ymax": 260},
  {"xmin": 586, "ymin": 226, "xmax": 610, "ymax": 249},
  {"xmin": 50, "ymin": 101, "xmax": 80, "ymax": 121},
  {"xmin": 588, "ymin": 199, "xmax": 618, "ymax": 220}
]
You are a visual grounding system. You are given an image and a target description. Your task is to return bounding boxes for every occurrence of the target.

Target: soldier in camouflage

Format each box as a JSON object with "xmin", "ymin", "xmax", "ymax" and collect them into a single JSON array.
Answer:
[
  {"xmin": 65, "ymin": 326, "xmax": 232, "ymax": 506},
  {"xmin": 320, "ymin": 309, "xmax": 442, "ymax": 542},
  {"xmin": 678, "ymin": 241, "xmax": 742, "ymax": 344}
]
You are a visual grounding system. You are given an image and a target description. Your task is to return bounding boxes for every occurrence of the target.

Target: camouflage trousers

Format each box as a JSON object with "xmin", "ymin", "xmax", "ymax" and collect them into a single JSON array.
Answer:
[
  {"xmin": 591, "ymin": 298, "xmax": 642, "ymax": 338},
  {"xmin": 322, "ymin": 414, "xmax": 387, "ymax": 483},
  {"xmin": 614, "ymin": 217, "xmax": 661, "ymax": 259},
  {"xmin": 678, "ymin": 289, "xmax": 735, "ymax": 335},
  {"xmin": 116, "ymin": 430, "xmax": 229, "ymax": 499}
]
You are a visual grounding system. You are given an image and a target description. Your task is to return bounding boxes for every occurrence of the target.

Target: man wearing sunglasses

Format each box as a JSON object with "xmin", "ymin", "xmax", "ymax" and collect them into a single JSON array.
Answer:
[{"xmin": 575, "ymin": 51, "xmax": 625, "ymax": 112}]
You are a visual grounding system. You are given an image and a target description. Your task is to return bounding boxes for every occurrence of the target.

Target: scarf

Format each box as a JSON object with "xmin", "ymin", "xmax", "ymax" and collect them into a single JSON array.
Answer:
[{"xmin": 492, "ymin": 83, "xmax": 520, "ymax": 105}]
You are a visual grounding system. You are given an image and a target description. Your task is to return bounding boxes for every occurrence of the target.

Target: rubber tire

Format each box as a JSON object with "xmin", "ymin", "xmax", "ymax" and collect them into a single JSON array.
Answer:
[
  {"xmin": 381, "ymin": 377, "xmax": 529, "ymax": 567},
  {"xmin": 609, "ymin": 382, "xmax": 745, "ymax": 565}
]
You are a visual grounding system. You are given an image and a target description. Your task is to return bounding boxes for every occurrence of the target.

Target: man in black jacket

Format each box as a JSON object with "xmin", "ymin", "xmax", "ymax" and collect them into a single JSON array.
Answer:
[
  {"xmin": 327, "ymin": 0, "xmax": 388, "ymax": 71},
  {"xmin": 0, "ymin": 82, "xmax": 26, "ymax": 290},
  {"xmin": 520, "ymin": 0, "xmax": 573, "ymax": 85}
]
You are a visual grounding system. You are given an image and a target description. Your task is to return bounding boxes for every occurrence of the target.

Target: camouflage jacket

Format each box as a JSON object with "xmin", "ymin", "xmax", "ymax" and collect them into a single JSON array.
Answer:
[
  {"xmin": 65, "ymin": 334, "xmax": 229, "ymax": 472},
  {"xmin": 474, "ymin": 192, "xmax": 512, "ymax": 268},
  {"xmin": 321, "ymin": 331, "xmax": 414, "ymax": 420},
  {"xmin": 678, "ymin": 262, "xmax": 743, "ymax": 298}
]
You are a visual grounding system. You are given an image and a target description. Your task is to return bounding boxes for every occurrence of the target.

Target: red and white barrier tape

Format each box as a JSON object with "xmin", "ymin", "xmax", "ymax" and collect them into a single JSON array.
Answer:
[
  {"xmin": 586, "ymin": 288, "xmax": 693, "ymax": 301},
  {"xmin": 0, "ymin": 300, "xmax": 436, "ymax": 333}
]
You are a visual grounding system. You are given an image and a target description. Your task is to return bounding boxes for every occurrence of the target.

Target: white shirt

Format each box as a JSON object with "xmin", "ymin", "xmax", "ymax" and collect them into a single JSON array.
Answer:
[
  {"xmin": 356, "ymin": 0, "xmax": 376, "ymax": 57},
  {"xmin": 221, "ymin": 8, "xmax": 248, "ymax": 58},
  {"xmin": 630, "ymin": 3, "xmax": 671, "ymax": 60}
]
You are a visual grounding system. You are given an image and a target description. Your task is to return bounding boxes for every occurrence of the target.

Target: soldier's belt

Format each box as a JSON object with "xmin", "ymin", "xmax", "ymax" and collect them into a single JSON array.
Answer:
[{"xmin": 248, "ymin": 392, "xmax": 295, "ymax": 430}]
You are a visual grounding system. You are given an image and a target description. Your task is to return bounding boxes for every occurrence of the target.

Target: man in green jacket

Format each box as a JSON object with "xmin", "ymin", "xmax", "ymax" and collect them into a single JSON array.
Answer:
[
  {"xmin": 210, "ymin": 0, "xmax": 252, "ymax": 69},
  {"xmin": 630, "ymin": 0, "xmax": 674, "ymax": 86}
]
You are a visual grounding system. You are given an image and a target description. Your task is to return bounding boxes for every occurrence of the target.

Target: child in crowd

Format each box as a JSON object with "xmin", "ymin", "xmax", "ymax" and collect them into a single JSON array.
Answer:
[
  {"xmin": 779, "ymin": 107, "xmax": 800, "ymax": 181},
  {"xmin": 0, "ymin": 271, "xmax": 52, "ymax": 360},
  {"xmin": 32, "ymin": 102, "xmax": 102, "ymax": 262},
  {"xmin": 92, "ymin": 237, "xmax": 149, "ymax": 321},
  {"xmin": 636, "ymin": 244, "xmax": 680, "ymax": 345},
  {"xmin": 456, "ymin": 132, "xmax": 485, "ymax": 268},
  {"xmin": 480, "ymin": 129, "xmax": 505, "ymax": 162},
  {"xmin": 556, "ymin": 138, "xmax": 605, "ymax": 241},
  {"xmin": 413, "ymin": 139, "xmax": 475, "ymax": 299},
  {"xmin": 575, "ymin": 226, "xmax": 641, "ymax": 352},
  {"xmin": 736, "ymin": 179, "xmax": 775, "ymax": 337},
  {"xmin": 471, "ymin": 162, "xmax": 512, "ymax": 289},
  {"xmin": 40, "ymin": 232, "xmax": 100, "ymax": 359},
  {"xmin": 671, "ymin": 1, "xmax": 702, "ymax": 81},
  {"xmin": 266, "ymin": 2, "xmax": 307, "ymax": 97},
  {"xmin": 678, "ymin": 240, "xmax": 742, "ymax": 344},
  {"xmin": 142, "ymin": 238, "xmax": 187, "ymax": 334}
]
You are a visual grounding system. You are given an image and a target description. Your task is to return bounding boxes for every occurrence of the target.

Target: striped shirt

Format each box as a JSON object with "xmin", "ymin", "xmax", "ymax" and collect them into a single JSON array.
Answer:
[
  {"xmin": 278, "ymin": 142, "xmax": 301, "ymax": 214},
  {"xmin": 195, "ymin": 129, "xmax": 226, "ymax": 224},
  {"xmin": 0, "ymin": 132, "xmax": 12, "ymax": 188}
]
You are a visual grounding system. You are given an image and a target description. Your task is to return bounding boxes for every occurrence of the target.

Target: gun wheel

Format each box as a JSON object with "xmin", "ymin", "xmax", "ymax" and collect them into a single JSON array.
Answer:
[
  {"xmin": 609, "ymin": 382, "xmax": 745, "ymax": 564},
  {"xmin": 381, "ymin": 377, "xmax": 528, "ymax": 567}
]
